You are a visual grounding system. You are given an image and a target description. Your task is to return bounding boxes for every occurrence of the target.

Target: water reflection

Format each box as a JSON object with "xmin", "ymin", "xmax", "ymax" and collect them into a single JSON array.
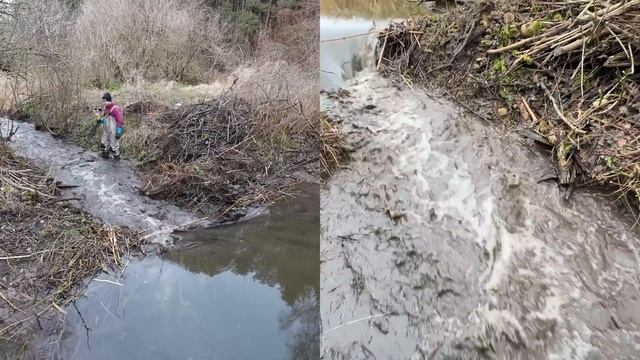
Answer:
[
  {"xmin": 321, "ymin": 0, "xmax": 427, "ymax": 19},
  {"xmin": 60, "ymin": 185, "xmax": 320, "ymax": 360},
  {"xmin": 168, "ymin": 184, "xmax": 320, "ymax": 306},
  {"xmin": 279, "ymin": 290, "xmax": 320, "ymax": 359}
]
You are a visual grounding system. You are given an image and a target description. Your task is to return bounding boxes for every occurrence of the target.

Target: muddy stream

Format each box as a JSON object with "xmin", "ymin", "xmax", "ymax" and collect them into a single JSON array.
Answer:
[
  {"xmin": 321, "ymin": 12, "xmax": 640, "ymax": 360},
  {"xmin": 0, "ymin": 118, "xmax": 320, "ymax": 359}
]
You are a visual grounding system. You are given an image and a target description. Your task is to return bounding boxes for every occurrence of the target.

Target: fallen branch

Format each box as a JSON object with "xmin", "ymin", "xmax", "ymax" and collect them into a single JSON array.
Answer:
[
  {"xmin": 92, "ymin": 278, "xmax": 123, "ymax": 287},
  {"xmin": 539, "ymin": 82, "xmax": 586, "ymax": 134},
  {"xmin": 44, "ymin": 197, "xmax": 81, "ymax": 206},
  {"xmin": 0, "ymin": 251, "xmax": 47, "ymax": 260},
  {"xmin": 140, "ymin": 217, "xmax": 209, "ymax": 240},
  {"xmin": 0, "ymin": 291, "xmax": 26, "ymax": 314}
]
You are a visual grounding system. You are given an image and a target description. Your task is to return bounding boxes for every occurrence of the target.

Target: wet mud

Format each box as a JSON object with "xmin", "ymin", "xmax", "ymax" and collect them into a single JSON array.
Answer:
[{"xmin": 321, "ymin": 74, "xmax": 640, "ymax": 359}]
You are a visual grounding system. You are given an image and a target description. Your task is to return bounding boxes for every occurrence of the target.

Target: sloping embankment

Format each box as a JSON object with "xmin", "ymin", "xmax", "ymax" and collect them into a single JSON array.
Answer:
[
  {"xmin": 378, "ymin": 0, "xmax": 640, "ymax": 210},
  {"xmin": 0, "ymin": 142, "xmax": 139, "ymax": 355}
]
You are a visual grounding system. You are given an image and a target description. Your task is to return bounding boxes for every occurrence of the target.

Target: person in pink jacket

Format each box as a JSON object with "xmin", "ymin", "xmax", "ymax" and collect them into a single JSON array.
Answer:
[{"xmin": 97, "ymin": 92, "xmax": 124, "ymax": 160}]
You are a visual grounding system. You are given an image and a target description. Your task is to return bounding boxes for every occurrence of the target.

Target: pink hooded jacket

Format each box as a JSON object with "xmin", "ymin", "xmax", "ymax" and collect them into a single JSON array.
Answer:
[{"xmin": 104, "ymin": 103, "xmax": 124, "ymax": 128}]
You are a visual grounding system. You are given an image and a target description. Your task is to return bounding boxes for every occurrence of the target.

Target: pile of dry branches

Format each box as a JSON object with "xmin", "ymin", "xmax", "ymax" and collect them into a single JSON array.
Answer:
[
  {"xmin": 155, "ymin": 96, "xmax": 256, "ymax": 163},
  {"xmin": 141, "ymin": 95, "xmax": 295, "ymax": 215},
  {"xmin": 379, "ymin": 0, "xmax": 640, "ymax": 204},
  {"xmin": 0, "ymin": 144, "xmax": 140, "ymax": 345}
]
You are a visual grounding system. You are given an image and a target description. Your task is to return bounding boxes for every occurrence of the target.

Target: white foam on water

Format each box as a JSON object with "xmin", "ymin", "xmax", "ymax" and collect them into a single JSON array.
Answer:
[{"xmin": 1, "ymin": 117, "xmax": 203, "ymax": 244}]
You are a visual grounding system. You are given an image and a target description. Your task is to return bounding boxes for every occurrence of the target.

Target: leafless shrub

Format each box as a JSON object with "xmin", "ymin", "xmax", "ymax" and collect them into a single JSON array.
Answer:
[
  {"xmin": 231, "ymin": 58, "xmax": 319, "ymax": 143},
  {"xmin": 73, "ymin": 0, "xmax": 233, "ymax": 85},
  {"xmin": 0, "ymin": 0, "xmax": 82, "ymax": 132}
]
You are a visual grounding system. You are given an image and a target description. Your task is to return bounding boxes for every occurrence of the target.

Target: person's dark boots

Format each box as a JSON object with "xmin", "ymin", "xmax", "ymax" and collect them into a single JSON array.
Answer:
[
  {"xmin": 113, "ymin": 154, "xmax": 121, "ymax": 161},
  {"xmin": 100, "ymin": 144, "xmax": 109, "ymax": 159}
]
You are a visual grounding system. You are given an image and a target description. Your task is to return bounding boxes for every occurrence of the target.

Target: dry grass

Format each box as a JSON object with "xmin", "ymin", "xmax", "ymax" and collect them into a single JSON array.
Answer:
[
  {"xmin": 0, "ymin": 74, "xmax": 24, "ymax": 114},
  {"xmin": 320, "ymin": 113, "xmax": 347, "ymax": 180},
  {"xmin": 0, "ymin": 0, "xmax": 84, "ymax": 133},
  {"xmin": 1, "ymin": 0, "xmax": 319, "ymax": 220},
  {"xmin": 1, "ymin": 0, "xmax": 235, "ymax": 134},
  {"xmin": 379, "ymin": 0, "xmax": 640, "ymax": 205},
  {"xmin": 320, "ymin": 0, "xmax": 428, "ymax": 18},
  {"xmin": 234, "ymin": 0, "xmax": 320, "ymax": 146},
  {"xmin": 1, "ymin": 0, "xmax": 319, "ymax": 144},
  {"xmin": 112, "ymin": 79, "xmax": 229, "ymax": 107},
  {"xmin": 0, "ymin": 143, "xmax": 140, "ymax": 349}
]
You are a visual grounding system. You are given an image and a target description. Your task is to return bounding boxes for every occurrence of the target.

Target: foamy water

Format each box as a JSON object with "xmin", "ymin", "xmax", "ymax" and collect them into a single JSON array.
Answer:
[{"xmin": 321, "ymin": 72, "xmax": 640, "ymax": 358}]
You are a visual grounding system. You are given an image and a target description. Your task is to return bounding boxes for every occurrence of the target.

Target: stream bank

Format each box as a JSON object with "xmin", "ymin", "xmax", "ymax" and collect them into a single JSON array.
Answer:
[
  {"xmin": 0, "ymin": 142, "xmax": 141, "ymax": 358},
  {"xmin": 1, "ymin": 115, "xmax": 320, "ymax": 359},
  {"xmin": 1, "ymin": 118, "xmax": 207, "ymax": 247},
  {"xmin": 378, "ymin": 0, "xmax": 640, "ymax": 212},
  {"xmin": 71, "ymin": 95, "xmax": 318, "ymax": 219}
]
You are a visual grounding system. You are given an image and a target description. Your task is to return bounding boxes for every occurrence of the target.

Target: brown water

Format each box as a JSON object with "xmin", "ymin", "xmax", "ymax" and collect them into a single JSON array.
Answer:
[
  {"xmin": 321, "ymin": 0, "xmax": 427, "ymax": 19},
  {"xmin": 321, "ymin": 73, "xmax": 640, "ymax": 359}
]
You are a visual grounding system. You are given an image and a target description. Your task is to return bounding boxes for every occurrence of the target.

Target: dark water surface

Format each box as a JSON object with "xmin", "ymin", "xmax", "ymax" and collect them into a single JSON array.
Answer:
[{"xmin": 58, "ymin": 185, "xmax": 319, "ymax": 360}]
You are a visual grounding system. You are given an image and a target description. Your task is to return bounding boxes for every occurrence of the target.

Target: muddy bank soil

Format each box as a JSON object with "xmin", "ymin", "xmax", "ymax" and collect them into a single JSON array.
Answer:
[{"xmin": 321, "ymin": 74, "xmax": 640, "ymax": 359}]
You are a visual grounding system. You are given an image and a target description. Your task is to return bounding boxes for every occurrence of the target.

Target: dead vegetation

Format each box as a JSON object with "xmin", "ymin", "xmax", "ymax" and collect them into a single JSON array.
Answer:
[
  {"xmin": 320, "ymin": 113, "xmax": 347, "ymax": 180},
  {"xmin": 73, "ymin": 0, "xmax": 232, "ymax": 85},
  {"xmin": 134, "ymin": 94, "xmax": 306, "ymax": 216},
  {"xmin": 0, "ymin": 120, "xmax": 19, "ymax": 141},
  {"xmin": 378, "ymin": 0, "xmax": 640, "ymax": 206},
  {"xmin": 0, "ymin": 143, "xmax": 140, "ymax": 351}
]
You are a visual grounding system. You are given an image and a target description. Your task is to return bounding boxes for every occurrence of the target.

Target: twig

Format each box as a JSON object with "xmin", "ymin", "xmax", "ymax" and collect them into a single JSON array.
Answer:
[
  {"xmin": 377, "ymin": 34, "xmax": 389, "ymax": 71},
  {"xmin": 323, "ymin": 313, "xmax": 391, "ymax": 336},
  {"xmin": 487, "ymin": 31, "xmax": 555, "ymax": 54},
  {"xmin": 92, "ymin": 278, "xmax": 123, "ymax": 287},
  {"xmin": 0, "ymin": 251, "xmax": 47, "ymax": 260},
  {"xmin": 51, "ymin": 302, "xmax": 67, "ymax": 315},
  {"xmin": 539, "ymin": 83, "xmax": 586, "ymax": 134},
  {"xmin": 520, "ymin": 97, "xmax": 539, "ymax": 123},
  {"xmin": 140, "ymin": 217, "xmax": 209, "ymax": 240},
  {"xmin": 99, "ymin": 302, "xmax": 120, "ymax": 319},
  {"xmin": 44, "ymin": 197, "xmax": 81, "ymax": 206},
  {"xmin": 72, "ymin": 302, "xmax": 92, "ymax": 351},
  {"xmin": 440, "ymin": 88, "xmax": 491, "ymax": 122},
  {"xmin": 451, "ymin": 20, "xmax": 477, "ymax": 61},
  {"xmin": 320, "ymin": 30, "xmax": 380, "ymax": 43},
  {"xmin": 0, "ymin": 291, "xmax": 26, "ymax": 314}
]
